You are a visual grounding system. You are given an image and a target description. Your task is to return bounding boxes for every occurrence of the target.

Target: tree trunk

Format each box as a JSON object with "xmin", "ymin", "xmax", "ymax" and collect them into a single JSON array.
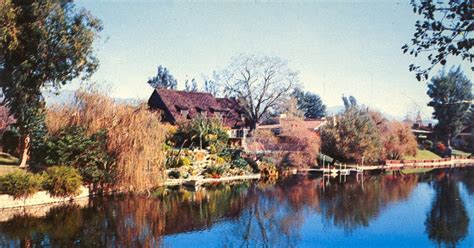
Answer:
[{"xmin": 19, "ymin": 135, "xmax": 30, "ymax": 168}]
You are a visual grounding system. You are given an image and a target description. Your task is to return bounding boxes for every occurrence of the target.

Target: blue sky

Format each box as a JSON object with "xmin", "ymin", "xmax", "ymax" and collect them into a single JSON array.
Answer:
[{"xmin": 72, "ymin": 0, "xmax": 472, "ymax": 119}]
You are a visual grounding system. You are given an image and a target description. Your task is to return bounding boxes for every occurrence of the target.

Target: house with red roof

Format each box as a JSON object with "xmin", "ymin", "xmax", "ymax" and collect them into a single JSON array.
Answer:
[{"xmin": 147, "ymin": 88, "xmax": 250, "ymax": 146}]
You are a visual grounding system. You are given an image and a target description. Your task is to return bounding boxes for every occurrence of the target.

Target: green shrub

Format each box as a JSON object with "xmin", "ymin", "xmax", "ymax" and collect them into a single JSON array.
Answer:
[
  {"xmin": 1, "ymin": 128, "xmax": 20, "ymax": 155},
  {"xmin": 171, "ymin": 116, "xmax": 229, "ymax": 152},
  {"xmin": 168, "ymin": 170, "xmax": 180, "ymax": 179},
  {"xmin": 0, "ymin": 171, "xmax": 43, "ymax": 199},
  {"xmin": 232, "ymin": 157, "xmax": 249, "ymax": 169},
  {"xmin": 423, "ymin": 140, "xmax": 434, "ymax": 150},
  {"xmin": 36, "ymin": 126, "xmax": 115, "ymax": 187},
  {"xmin": 42, "ymin": 166, "xmax": 83, "ymax": 197}
]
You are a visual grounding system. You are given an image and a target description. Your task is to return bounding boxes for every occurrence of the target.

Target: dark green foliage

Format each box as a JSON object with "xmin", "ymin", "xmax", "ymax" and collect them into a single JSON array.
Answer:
[
  {"xmin": 294, "ymin": 89, "xmax": 326, "ymax": 119},
  {"xmin": 147, "ymin": 65, "xmax": 178, "ymax": 89},
  {"xmin": 423, "ymin": 140, "xmax": 434, "ymax": 150},
  {"xmin": 0, "ymin": 171, "xmax": 42, "ymax": 199},
  {"xmin": 0, "ymin": 0, "xmax": 102, "ymax": 164},
  {"xmin": 42, "ymin": 166, "xmax": 82, "ymax": 197},
  {"xmin": 1, "ymin": 128, "xmax": 20, "ymax": 155},
  {"xmin": 467, "ymin": 105, "xmax": 474, "ymax": 153},
  {"xmin": 205, "ymin": 164, "xmax": 226, "ymax": 177},
  {"xmin": 218, "ymin": 148, "xmax": 249, "ymax": 168},
  {"xmin": 231, "ymin": 157, "xmax": 249, "ymax": 169},
  {"xmin": 425, "ymin": 177, "xmax": 469, "ymax": 247},
  {"xmin": 402, "ymin": 0, "xmax": 473, "ymax": 80},
  {"xmin": 37, "ymin": 126, "xmax": 115, "ymax": 187},
  {"xmin": 168, "ymin": 170, "xmax": 180, "ymax": 179},
  {"xmin": 321, "ymin": 107, "xmax": 381, "ymax": 163},
  {"xmin": 427, "ymin": 67, "xmax": 472, "ymax": 145}
]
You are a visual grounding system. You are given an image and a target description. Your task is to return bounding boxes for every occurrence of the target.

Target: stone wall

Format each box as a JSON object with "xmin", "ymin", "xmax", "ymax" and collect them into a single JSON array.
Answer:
[
  {"xmin": 0, "ymin": 186, "xmax": 90, "ymax": 209},
  {"xmin": 0, "ymin": 197, "xmax": 89, "ymax": 222}
]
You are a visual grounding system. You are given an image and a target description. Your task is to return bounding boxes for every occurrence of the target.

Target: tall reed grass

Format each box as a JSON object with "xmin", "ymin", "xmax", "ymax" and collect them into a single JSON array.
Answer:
[{"xmin": 46, "ymin": 87, "xmax": 167, "ymax": 192}]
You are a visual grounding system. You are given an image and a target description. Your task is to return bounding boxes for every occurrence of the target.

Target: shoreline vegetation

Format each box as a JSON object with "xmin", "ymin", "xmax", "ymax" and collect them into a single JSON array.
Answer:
[
  {"xmin": 0, "ymin": 1, "xmax": 472, "ymax": 213},
  {"xmin": 0, "ymin": 87, "xmax": 472, "ymax": 208}
]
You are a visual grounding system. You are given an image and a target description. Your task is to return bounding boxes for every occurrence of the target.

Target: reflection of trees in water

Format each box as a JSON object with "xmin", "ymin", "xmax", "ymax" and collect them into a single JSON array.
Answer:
[
  {"xmin": 0, "ymin": 198, "xmax": 166, "ymax": 247},
  {"xmin": 225, "ymin": 183, "xmax": 306, "ymax": 248},
  {"xmin": 425, "ymin": 173, "xmax": 469, "ymax": 247},
  {"xmin": 0, "ymin": 183, "xmax": 252, "ymax": 247},
  {"xmin": 223, "ymin": 174, "xmax": 420, "ymax": 246},
  {"xmin": 460, "ymin": 168, "xmax": 474, "ymax": 195},
  {"xmin": 319, "ymin": 174, "xmax": 418, "ymax": 233},
  {"xmin": 1, "ymin": 171, "xmax": 461, "ymax": 247}
]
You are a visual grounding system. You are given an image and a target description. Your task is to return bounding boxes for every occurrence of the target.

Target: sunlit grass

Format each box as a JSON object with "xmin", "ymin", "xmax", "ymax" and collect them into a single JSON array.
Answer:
[
  {"xmin": 0, "ymin": 166, "xmax": 21, "ymax": 176},
  {"xmin": 403, "ymin": 149, "xmax": 441, "ymax": 160},
  {"xmin": 0, "ymin": 152, "xmax": 19, "ymax": 165},
  {"xmin": 451, "ymin": 149, "xmax": 471, "ymax": 157}
]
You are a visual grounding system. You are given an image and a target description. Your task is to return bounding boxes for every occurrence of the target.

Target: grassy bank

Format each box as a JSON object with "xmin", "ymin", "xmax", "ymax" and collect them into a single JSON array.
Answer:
[{"xmin": 403, "ymin": 149, "xmax": 441, "ymax": 160}]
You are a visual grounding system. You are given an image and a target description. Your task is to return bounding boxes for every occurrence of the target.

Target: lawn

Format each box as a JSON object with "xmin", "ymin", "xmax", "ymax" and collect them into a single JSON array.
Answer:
[
  {"xmin": 0, "ymin": 152, "xmax": 20, "ymax": 176},
  {"xmin": 0, "ymin": 152, "xmax": 19, "ymax": 165},
  {"xmin": 403, "ymin": 149, "xmax": 441, "ymax": 160},
  {"xmin": 452, "ymin": 149, "xmax": 471, "ymax": 157}
]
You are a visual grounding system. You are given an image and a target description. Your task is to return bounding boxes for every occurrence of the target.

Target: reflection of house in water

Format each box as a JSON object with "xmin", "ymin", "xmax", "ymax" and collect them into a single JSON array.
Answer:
[{"xmin": 148, "ymin": 88, "xmax": 250, "ymax": 147}]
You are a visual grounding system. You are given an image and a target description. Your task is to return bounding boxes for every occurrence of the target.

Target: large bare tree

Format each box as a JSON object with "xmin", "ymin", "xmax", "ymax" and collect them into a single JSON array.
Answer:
[{"xmin": 216, "ymin": 55, "xmax": 299, "ymax": 129}]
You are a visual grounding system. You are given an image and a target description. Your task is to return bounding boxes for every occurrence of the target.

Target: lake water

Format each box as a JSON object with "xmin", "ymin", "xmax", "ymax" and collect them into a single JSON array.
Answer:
[{"xmin": 1, "ymin": 168, "xmax": 474, "ymax": 247}]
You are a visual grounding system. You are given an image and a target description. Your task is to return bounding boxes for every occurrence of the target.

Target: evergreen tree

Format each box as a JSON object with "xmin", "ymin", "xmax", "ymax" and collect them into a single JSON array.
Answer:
[
  {"xmin": 184, "ymin": 78, "xmax": 198, "ymax": 92},
  {"xmin": 147, "ymin": 65, "xmax": 177, "ymax": 89},
  {"xmin": 427, "ymin": 67, "xmax": 472, "ymax": 146},
  {"xmin": 301, "ymin": 92, "xmax": 326, "ymax": 119},
  {"xmin": 468, "ymin": 105, "xmax": 474, "ymax": 153},
  {"xmin": 0, "ymin": 0, "xmax": 102, "ymax": 167},
  {"xmin": 292, "ymin": 89, "xmax": 326, "ymax": 119}
]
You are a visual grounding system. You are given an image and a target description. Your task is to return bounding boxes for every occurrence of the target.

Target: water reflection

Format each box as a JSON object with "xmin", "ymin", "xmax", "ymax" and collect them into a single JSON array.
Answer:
[
  {"xmin": 425, "ymin": 171, "xmax": 469, "ymax": 247},
  {"xmin": 0, "ymin": 169, "xmax": 473, "ymax": 247},
  {"xmin": 319, "ymin": 174, "xmax": 419, "ymax": 232}
]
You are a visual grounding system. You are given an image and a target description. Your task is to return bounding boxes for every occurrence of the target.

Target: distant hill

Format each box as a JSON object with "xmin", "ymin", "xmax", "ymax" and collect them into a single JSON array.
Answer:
[{"xmin": 43, "ymin": 90, "xmax": 76, "ymax": 107}]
